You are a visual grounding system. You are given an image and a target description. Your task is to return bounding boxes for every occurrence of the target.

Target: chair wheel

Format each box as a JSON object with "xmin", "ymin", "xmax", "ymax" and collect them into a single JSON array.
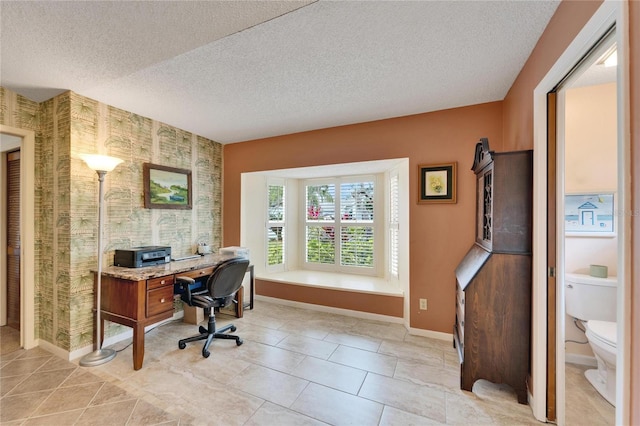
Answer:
[
  {"xmin": 199, "ymin": 326, "xmax": 207, "ymax": 334},
  {"xmin": 230, "ymin": 325, "xmax": 237, "ymax": 332},
  {"xmin": 236, "ymin": 339, "xmax": 243, "ymax": 346},
  {"xmin": 202, "ymin": 348, "xmax": 210, "ymax": 358},
  {"xmin": 179, "ymin": 342, "xmax": 186, "ymax": 350}
]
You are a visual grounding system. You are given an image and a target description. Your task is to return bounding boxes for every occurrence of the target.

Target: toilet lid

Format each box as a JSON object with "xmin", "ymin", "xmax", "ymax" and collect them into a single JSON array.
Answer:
[{"xmin": 587, "ymin": 320, "xmax": 617, "ymax": 346}]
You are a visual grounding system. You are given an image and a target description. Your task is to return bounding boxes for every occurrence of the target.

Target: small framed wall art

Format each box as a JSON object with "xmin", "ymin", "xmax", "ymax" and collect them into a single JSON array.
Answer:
[
  {"xmin": 417, "ymin": 162, "xmax": 457, "ymax": 204},
  {"xmin": 143, "ymin": 163, "xmax": 192, "ymax": 209},
  {"xmin": 565, "ymin": 192, "xmax": 615, "ymax": 236}
]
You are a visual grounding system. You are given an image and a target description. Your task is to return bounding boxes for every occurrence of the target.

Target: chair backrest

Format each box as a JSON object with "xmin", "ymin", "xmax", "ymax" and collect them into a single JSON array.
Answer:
[{"xmin": 207, "ymin": 258, "xmax": 250, "ymax": 300}]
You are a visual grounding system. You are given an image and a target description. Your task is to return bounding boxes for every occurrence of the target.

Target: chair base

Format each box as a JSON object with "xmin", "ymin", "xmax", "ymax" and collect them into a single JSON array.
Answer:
[{"xmin": 178, "ymin": 314, "xmax": 243, "ymax": 358}]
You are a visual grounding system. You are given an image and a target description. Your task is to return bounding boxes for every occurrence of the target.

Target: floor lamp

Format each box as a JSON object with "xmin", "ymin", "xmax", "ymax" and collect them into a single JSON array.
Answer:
[{"xmin": 79, "ymin": 154, "xmax": 123, "ymax": 367}]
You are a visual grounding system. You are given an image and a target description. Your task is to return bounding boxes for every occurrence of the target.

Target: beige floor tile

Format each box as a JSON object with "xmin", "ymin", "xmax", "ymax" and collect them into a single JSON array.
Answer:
[
  {"xmin": 75, "ymin": 399, "xmax": 138, "ymax": 425},
  {"xmin": 0, "ymin": 356, "xmax": 50, "ymax": 377},
  {"xmin": 233, "ymin": 364, "xmax": 308, "ymax": 407},
  {"xmin": 292, "ymin": 382, "xmax": 383, "ymax": 425},
  {"xmin": 244, "ymin": 401, "xmax": 327, "ymax": 426},
  {"xmin": 128, "ymin": 399, "xmax": 181, "ymax": 425},
  {"xmin": 289, "ymin": 356, "xmax": 367, "ymax": 394},
  {"xmin": 90, "ymin": 381, "xmax": 137, "ymax": 406},
  {"xmin": 21, "ymin": 408, "xmax": 84, "ymax": 425},
  {"xmin": 0, "ymin": 390, "xmax": 51, "ymax": 423},
  {"xmin": 235, "ymin": 340, "xmax": 306, "ymax": 373},
  {"xmin": 184, "ymin": 381, "xmax": 264, "ymax": 425},
  {"xmin": 34, "ymin": 382, "xmax": 103, "ymax": 416},
  {"xmin": 7, "ymin": 302, "xmax": 603, "ymax": 426},
  {"xmin": 0, "ymin": 374, "xmax": 28, "ymax": 397},
  {"xmin": 61, "ymin": 368, "xmax": 105, "ymax": 387},
  {"xmin": 394, "ymin": 359, "xmax": 459, "ymax": 392},
  {"xmin": 6, "ymin": 367, "xmax": 76, "ymax": 395},
  {"xmin": 276, "ymin": 334, "xmax": 339, "ymax": 359},
  {"xmin": 379, "ymin": 339, "xmax": 444, "ymax": 365},
  {"xmin": 323, "ymin": 331, "xmax": 382, "ymax": 352},
  {"xmin": 328, "ymin": 345, "xmax": 397, "ymax": 376},
  {"xmin": 238, "ymin": 323, "xmax": 290, "ymax": 345},
  {"xmin": 359, "ymin": 373, "xmax": 446, "ymax": 423},
  {"xmin": 444, "ymin": 390, "xmax": 495, "ymax": 425},
  {"xmin": 344, "ymin": 320, "xmax": 407, "ymax": 342},
  {"xmin": 379, "ymin": 405, "xmax": 445, "ymax": 425},
  {"xmin": 277, "ymin": 319, "xmax": 333, "ymax": 340}
]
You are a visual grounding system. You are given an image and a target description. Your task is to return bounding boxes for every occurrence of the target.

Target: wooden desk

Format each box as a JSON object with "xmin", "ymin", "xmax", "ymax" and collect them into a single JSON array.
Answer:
[{"xmin": 97, "ymin": 254, "xmax": 248, "ymax": 370}]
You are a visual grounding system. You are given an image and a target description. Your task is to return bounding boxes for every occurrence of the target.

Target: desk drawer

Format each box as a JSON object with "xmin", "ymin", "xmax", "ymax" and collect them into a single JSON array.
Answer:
[
  {"xmin": 147, "ymin": 286, "xmax": 174, "ymax": 317},
  {"xmin": 147, "ymin": 275, "xmax": 174, "ymax": 290},
  {"xmin": 178, "ymin": 266, "xmax": 215, "ymax": 280}
]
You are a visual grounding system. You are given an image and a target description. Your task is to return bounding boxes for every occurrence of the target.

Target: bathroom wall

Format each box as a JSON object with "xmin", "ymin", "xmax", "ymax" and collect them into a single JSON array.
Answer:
[{"xmin": 564, "ymin": 82, "xmax": 617, "ymax": 358}]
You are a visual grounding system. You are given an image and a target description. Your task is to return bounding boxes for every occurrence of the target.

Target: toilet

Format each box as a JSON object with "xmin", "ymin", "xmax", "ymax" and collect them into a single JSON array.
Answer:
[{"xmin": 565, "ymin": 272, "xmax": 618, "ymax": 406}]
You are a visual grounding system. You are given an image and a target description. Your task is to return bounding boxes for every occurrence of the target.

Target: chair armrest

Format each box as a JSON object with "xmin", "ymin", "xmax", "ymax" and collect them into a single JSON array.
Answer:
[{"xmin": 176, "ymin": 276, "xmax": 196, "ymax": 304}]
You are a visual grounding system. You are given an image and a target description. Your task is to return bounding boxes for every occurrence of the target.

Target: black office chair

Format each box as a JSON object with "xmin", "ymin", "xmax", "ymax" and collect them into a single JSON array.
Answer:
[{"xmin": 176, "ymin": 258, "xmax": 249, "ymax": 358}]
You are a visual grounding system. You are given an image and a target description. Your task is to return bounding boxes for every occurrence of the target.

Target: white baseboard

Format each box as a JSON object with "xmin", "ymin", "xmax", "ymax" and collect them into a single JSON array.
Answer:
[
  {"xmin": 407, "ymin": 327, "xmax": 453, "ymax": 342},
  {"xmin": 37, "ymin": 339, "xmax": 71, "ymax": 360},
  {"xmin": 255, "ymin": 295, "xmax": 404, "ymax": 324},
  {"xmin": 565, "ymin": 353, "xmax": 597, "ymax": 367}
]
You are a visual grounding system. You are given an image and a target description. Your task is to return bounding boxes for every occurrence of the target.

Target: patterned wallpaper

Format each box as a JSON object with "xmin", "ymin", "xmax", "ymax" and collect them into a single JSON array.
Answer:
[{"xmin": 0, "ymin": 87, "xmax": 223, "ymax": 352}]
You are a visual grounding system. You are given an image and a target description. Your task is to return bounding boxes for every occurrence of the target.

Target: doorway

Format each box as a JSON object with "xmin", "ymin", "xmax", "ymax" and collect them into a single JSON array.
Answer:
[
  {"xmin": 0, "ymin": 125, "xmax": 36, "ymax": 351},
  {"xmin": 531, "ymin": 2, "xmax": 630, "ymax": 425},
  {"xmin": 556, "ymin": 30, "xmax": 618, "ymax": 426}
]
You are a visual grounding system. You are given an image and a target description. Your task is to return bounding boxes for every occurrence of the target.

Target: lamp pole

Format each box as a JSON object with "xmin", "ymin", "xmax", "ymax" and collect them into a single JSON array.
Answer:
[{"xmin": 79, "ymin": 154, "xmax": 123, "ymax": 367}]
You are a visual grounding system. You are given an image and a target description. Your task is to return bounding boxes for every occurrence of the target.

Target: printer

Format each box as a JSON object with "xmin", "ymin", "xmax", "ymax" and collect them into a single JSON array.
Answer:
[{"xmin": 114, "ymin": 246, "xmax": 171, "ymax": 268}]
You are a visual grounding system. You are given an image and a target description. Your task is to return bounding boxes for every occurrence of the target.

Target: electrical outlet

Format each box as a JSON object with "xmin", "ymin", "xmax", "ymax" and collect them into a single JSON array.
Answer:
[{"xmin": 419, "ymin": 298, "xmax": 427, "ymax": 310}]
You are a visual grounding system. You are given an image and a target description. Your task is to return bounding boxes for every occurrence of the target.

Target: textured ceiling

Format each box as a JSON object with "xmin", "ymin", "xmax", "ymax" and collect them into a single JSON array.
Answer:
[{"xmin": 1, "ymin": 1, "xmax": 560, "ymax": 144}]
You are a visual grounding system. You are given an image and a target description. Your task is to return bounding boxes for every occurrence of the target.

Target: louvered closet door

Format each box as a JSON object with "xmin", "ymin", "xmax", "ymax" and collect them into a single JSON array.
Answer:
[{"xmin": 6, "ymin": 151, "xmax": 20, "ymax": 330}]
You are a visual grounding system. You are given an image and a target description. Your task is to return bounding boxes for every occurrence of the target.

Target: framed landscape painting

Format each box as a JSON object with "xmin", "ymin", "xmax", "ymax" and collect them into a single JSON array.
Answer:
[{"xmin": 143, "ymin": 163, "xmax": 192, "ymax": 209}]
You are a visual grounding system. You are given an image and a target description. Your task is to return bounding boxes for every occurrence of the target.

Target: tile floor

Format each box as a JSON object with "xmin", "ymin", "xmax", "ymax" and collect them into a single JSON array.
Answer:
[{"xmin": 0, "ymin": 300, "xmax": 614, "ymax": 425}]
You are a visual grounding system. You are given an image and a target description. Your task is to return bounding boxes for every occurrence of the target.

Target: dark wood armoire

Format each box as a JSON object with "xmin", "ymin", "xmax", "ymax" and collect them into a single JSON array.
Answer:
[{"xmin": 453, "ymin": 138, "xmax": 533, "ymax": 404}]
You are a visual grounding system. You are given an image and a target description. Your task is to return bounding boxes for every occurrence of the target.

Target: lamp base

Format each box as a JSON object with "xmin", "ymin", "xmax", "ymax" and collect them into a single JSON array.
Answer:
[{"xmin": 79, "ymin": 348, "xmax": 116, "ymax": 367}]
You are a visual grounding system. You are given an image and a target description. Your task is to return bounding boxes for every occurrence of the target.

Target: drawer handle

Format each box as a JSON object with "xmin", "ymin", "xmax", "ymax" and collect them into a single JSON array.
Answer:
[
  {"xmin": 461, "ymin": 320, "xmax": 464, "ymax": 327},
  {"xmin": 160, "ymin": 298, "xmax": 166, "ymax": 303},
  {"xmin": 160, "ymin": 280, "xmax": 166, "ymax": 285}
]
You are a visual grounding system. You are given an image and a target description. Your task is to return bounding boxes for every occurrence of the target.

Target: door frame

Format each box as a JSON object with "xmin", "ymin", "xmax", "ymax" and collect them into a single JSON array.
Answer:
[
  {"xmin": 0, "ymin": 124, "xmax": 36, "ymax": 350},
  {"xmin": 531, "ymin": 0, "xmax": 630, "ymax": 423}
]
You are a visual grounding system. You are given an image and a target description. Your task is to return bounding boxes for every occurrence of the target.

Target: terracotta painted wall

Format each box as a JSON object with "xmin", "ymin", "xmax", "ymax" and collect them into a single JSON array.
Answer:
[
  {"xmin": 502, "ymin": 0, "xmax": 603, "ymax": 151},
  {"xmin": 0, "ymin": 87, "xmax": 222, "ymax": 352},
  {"xmin": 224, "ymin": 102, "xmax": 503, "ymax": 332},
  {"xmin": 502, "ymin": 0, "xmax": 639, "ymax": 420}
]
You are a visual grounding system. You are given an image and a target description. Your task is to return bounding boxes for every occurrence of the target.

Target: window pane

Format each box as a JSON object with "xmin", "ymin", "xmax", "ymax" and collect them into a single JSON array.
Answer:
[
  {"xmin": 341, "ymin": 226, "xmax": 374, "ymax": 267},
  {"xmin": 340, "ymin": 182, "xmax": 374, "ymax": 221},
  {"xmin": 306, "ymin": 226, "xmax": 335, "ymax": 264},
  {"xmin": 268, "ymin": 185, "xmax": 285, "ymax": 221},
  {"xmin": 306, "ymin": 184, "xmax": 335, "ymax": 221},
  {"xmin": 267, "ymin": 226, "xmax": 284, "ymax": 266}
]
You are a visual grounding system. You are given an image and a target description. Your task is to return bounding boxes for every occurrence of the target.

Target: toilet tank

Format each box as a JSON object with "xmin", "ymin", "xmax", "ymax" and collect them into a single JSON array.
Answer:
[{"xmin": 565, "ymin": 273, "xmax": 617, "ymax": 322}]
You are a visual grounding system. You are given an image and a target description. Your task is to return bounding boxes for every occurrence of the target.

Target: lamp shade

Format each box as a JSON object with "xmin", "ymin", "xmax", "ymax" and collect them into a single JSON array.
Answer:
[{"xmin": 79, "ymin": 154, "xmax": 123, "ymax": 172}]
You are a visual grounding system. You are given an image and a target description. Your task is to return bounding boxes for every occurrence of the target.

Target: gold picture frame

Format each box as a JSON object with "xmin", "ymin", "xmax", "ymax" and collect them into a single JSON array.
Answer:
[
  {"xmin": 143, "ymin": 163, "xmax": 192, "ymax": 209},
  {"xmin": 417, "ymin": 162, "xmax": 457, "ymax": 204}
]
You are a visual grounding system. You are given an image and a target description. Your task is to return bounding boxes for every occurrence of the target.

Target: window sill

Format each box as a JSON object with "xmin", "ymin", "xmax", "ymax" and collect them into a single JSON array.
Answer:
[{"xmin": 256, "ymin": 270, "xmax": 403, "ymax": 297}]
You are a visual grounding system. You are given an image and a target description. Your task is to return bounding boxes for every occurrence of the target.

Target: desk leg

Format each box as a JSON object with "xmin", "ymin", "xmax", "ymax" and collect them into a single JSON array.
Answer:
[
  {"xmin": 132, "ymin": 324, "xmax": 145, "ymax": 370},
  {"xmin": 249, "ymin": 265, "xmax": 254, "ymax": 310},
  {"xmin": 235, "ymin": 287, "xmax": 244, "ymax": 318}
]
